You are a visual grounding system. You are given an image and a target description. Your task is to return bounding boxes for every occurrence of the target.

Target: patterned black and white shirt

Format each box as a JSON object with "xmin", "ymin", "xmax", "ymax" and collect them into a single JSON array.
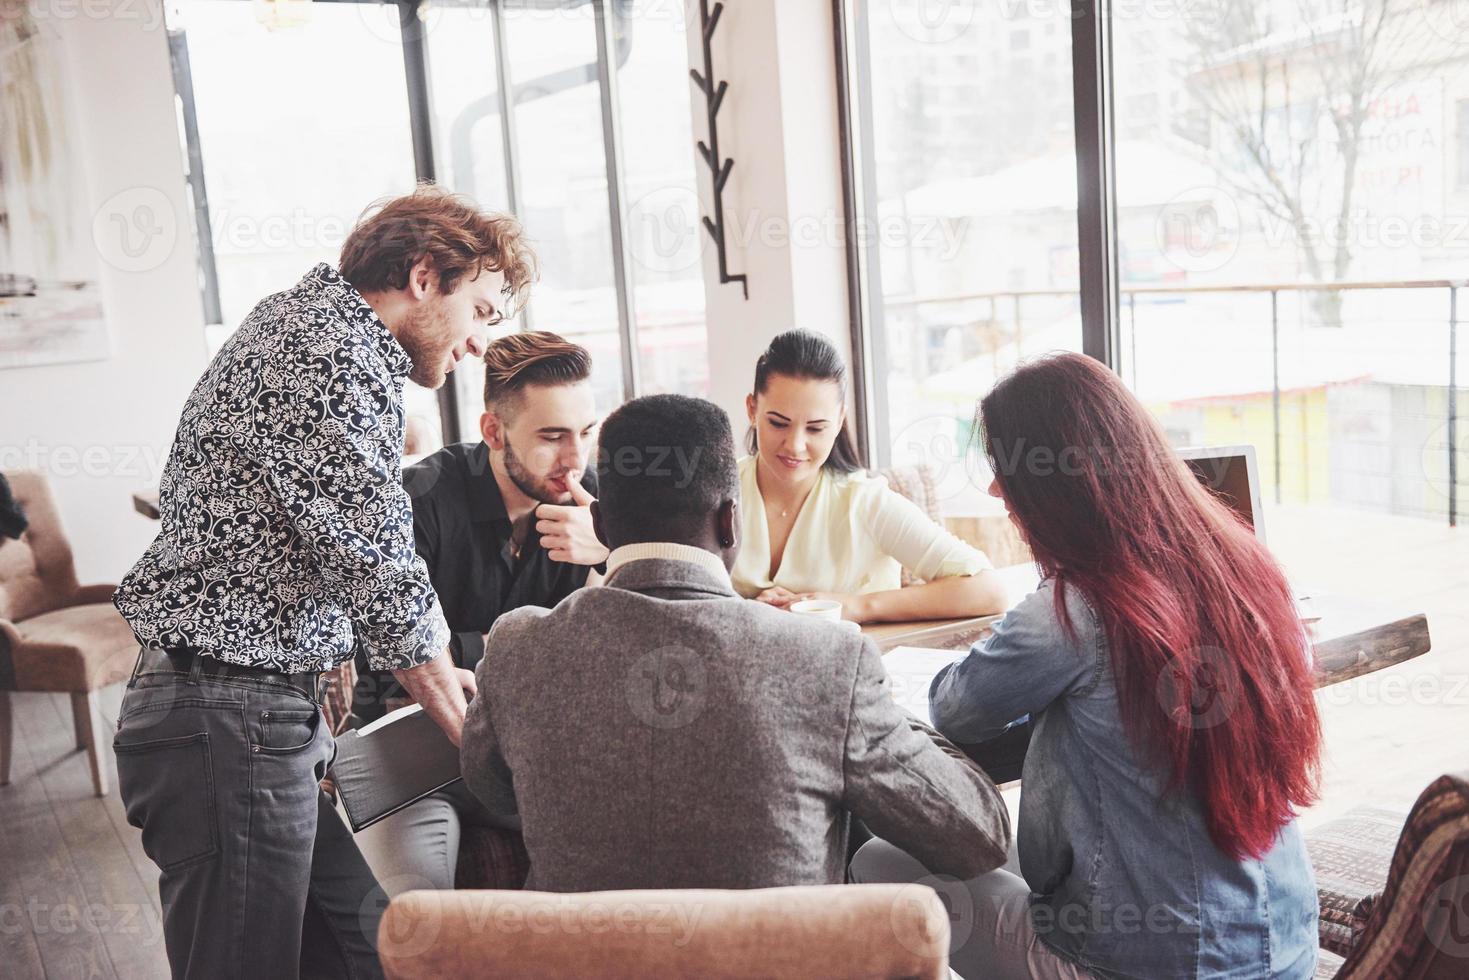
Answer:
[{"xmin": 115, "ymin": 264, "xmax": 450, "ymax": 673}]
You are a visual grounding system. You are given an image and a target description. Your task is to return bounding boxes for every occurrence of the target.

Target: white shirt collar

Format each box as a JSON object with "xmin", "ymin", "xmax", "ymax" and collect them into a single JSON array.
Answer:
[{"xmin": 605, "ymin": 542, "xmax": 733, "ymax": 584}]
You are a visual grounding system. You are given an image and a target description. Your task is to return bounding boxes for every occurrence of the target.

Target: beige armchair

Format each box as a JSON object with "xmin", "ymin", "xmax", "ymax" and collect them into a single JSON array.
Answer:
[
  {"xmin": 0, "ymin": 471, "xmax": 139, "ymax": 796},
  {"xmin": 378, "ymin": 884, "xmax": 951, "ymax": 980}
]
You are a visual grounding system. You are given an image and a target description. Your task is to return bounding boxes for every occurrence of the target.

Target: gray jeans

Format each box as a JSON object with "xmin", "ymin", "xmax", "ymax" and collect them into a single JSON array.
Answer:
[
  {"xmin": 850, "ymin": 838, "xmax": 1095, "ymax": 980},
  {"xmin": 114, "ymin": 649, "xmax": 388, "ymax": 980},
  {"xmin": 352, "ymin": 780, "xmax": 515, "ymax": 897}
]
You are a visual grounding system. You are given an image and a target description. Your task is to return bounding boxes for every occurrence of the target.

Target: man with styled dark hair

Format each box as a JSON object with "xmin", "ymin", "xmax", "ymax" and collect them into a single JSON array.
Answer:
[
  {"xmin": 353, "ymin": 330, "xmax": 606, "ymax": 894},
  {"xmin": 460, "ymin": 394, "xmax": 1011, "ymax": 892},
  {"xmin": 113, "ymin": 186, "xmax": 528, "ymax": 979}
]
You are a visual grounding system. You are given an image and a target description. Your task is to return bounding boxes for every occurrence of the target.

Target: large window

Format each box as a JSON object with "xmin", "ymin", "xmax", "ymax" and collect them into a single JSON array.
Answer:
[
  {"xmin": 170, "ymin": 0, "xmax": 707, "ymax": 447},
  {"xmin": 1111, "ymin": 1, "xmax": 1467, "ymax": 523},
  {"xmin": 841, "ymin": 0, "xmax": 1466, "ymax": 530},
  {"xmin": 838, "ymin": 0, "xmax": 1468, "ymax": 824},
  {"xmin": 841, "ymin": 0, "xmax": 1083, "ymax": 514},
  {"xmin": 501, "ymin": 3, "xmax": 626, "ymax": 408},
  {"xmin": 168, "ymin": 0, "xmax": 445, "ymax": 442}
]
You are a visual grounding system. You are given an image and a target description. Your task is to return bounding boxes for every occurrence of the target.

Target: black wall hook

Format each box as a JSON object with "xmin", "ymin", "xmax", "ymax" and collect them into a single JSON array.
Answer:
[{"xmin": 689, "ymin": 0, "xmax": 748, "ymax": 299}]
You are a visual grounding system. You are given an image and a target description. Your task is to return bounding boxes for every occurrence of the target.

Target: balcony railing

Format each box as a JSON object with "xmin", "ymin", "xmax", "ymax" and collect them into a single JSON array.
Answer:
[{"xmin": 882, "ymin": 279, "xmax": 1464, "ymax": 527}]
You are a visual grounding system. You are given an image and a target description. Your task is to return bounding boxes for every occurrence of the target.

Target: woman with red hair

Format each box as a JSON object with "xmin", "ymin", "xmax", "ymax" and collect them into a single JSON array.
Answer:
[{"xmin": 852, "ymin": 352, "xmax": 1322, "ymax": 979}]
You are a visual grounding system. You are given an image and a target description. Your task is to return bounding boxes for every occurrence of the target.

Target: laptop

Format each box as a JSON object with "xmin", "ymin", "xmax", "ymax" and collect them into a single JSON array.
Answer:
[
  {"xmin": 1177, "ymin": 445, "xmax": 1266, "ymax": 542},
  {"xmin": 1177, "ymin": 445, "xmax": 1318, "ymax": 614}
]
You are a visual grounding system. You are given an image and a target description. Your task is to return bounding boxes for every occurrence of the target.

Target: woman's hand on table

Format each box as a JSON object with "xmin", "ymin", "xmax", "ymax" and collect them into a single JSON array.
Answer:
[
  {"xmin": 794, "ymin": 591, "xmax": 868, "ymax": 622},
  {"xmin": 756, "ymin": 587, "xmax": 870, "ymax": 623},
  {"xmin": 755, "ymin": 586, "xmax": 801, "ymax": 609}
]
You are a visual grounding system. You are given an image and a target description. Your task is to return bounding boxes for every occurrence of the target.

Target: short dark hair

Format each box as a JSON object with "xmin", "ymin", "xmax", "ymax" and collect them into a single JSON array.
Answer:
[
  {"xmin": 596, "ymin": 394, "xmax": 737, "ymax": 543},
  {"xmin": 339, "ymin": 184, "xmax": 537, "ymax": 317},
  {"xmin": 748, "ymin": 329, "xmax": 864, "ymax": 473},
  {"xmin": 482, "ymin": 331, "xmax": 591, "ymax": 414}
]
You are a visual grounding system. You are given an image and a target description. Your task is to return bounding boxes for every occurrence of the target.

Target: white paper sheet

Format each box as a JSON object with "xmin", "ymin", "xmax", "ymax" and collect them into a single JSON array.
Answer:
[{"xmin": 883, "ymin": 646, "xmax": 969, "ymax": 723}]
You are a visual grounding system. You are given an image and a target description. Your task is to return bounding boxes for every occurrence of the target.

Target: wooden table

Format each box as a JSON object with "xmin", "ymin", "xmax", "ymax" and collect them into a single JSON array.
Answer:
[
  {"xmin": 863, "ymin": 566, "xmax": 1433, "ymax": 691},
  {"xmin": 866, "ymin": 569, "xmax": 1432, "ymax": 783}
]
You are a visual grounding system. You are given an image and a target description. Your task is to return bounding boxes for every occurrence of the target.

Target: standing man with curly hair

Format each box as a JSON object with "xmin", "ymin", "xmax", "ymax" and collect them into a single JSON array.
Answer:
[{"xmin": 112, "ymin": 186, "xmax": 536, "ymax": 980}]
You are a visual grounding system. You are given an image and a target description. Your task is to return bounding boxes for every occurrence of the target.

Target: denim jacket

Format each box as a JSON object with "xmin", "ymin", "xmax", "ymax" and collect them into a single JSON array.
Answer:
[{"xmin": 930, "ymin": 579, "xmax": 1319, "ymax": 980}]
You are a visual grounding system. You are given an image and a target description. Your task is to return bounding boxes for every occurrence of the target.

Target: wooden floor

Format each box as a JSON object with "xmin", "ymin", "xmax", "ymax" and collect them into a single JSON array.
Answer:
[
  {"xmin": 1, "ymin": 503, "xmax": 1464, "ymax": 978},
  {"xmin": 1, "ymin": 684, "xmax": 168, "ymax": 980}
]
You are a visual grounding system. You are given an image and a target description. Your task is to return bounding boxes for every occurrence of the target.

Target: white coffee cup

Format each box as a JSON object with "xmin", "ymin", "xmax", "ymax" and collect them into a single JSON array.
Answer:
[{"xmin": 790, "ymin": 598, "xmax": 843, "ymax": 622}]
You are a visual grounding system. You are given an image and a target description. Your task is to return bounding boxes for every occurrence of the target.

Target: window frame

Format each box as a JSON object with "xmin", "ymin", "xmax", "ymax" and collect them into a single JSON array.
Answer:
[
  {"xmin": 168, "ymin": 0, "xmax": 647, "ymax": 444},
  {"xmin": 832, "ymin": 0, "xmax": 1121, "ymax": 468}
]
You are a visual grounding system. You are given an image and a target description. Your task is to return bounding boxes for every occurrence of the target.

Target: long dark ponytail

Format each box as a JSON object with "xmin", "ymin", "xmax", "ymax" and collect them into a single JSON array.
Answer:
[{"xmin": 748, "ymin": 329, "xmax": 864, "ymax": 473}]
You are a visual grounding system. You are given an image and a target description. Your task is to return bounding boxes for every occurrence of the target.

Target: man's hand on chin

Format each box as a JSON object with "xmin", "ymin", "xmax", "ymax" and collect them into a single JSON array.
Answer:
[{"xmin": 534, "ymin": 476, "xmax": 610, "ymax": 566}]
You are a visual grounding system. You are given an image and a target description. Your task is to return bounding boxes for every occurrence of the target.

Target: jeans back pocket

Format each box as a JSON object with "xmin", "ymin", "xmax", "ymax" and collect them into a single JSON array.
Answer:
[{"xmin": 115, "ymin": 732, "xmax": 220, "ymax": 872}]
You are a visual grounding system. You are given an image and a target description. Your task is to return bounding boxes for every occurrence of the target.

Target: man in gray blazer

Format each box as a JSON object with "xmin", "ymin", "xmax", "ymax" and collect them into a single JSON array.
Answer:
[{"xmin": 460, "ymin": 394, "xmax": 1009, "ymax": 891}]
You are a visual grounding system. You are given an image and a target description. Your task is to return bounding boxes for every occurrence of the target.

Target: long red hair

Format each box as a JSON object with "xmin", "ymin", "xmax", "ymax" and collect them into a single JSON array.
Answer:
[{"xmin": 980, "ymin": 353, "xmax": 1320, "ymax": 861}]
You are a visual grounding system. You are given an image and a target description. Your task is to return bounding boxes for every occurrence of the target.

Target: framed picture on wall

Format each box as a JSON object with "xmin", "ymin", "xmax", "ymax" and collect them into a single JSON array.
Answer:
[{"xmin": 0, "ymin": 13, "xmax": 109, "ymax": 371}]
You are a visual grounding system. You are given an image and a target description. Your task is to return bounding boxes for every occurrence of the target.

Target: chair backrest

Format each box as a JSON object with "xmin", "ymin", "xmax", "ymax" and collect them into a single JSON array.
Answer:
[
  {"xmin": 378, "ymin": 884, "xmax": 951, "ymax": 980},
  {"xmin": 878, "ymin": 464, "xmax": 942, "ymax": 523},
  {"xmin": 1337, "ymin": 770, "xmax": 1469, "ymax": 979},
  {"xmin": 0, "ymin": 471, "xmax": 80, "ymax": 623},
  {"xmin": 878, "ymin": 464, "xmax": 941, "ymax": 588}
]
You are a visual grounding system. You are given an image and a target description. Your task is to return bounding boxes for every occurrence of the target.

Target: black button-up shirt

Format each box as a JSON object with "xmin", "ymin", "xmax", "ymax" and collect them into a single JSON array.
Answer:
[
  {"xmin": 114, "ymin": 264, "xmax": 449, "ymax": 673},
  {"xmin": 354, "ymin": 441, "xmax": 595, "ymax": 717}
]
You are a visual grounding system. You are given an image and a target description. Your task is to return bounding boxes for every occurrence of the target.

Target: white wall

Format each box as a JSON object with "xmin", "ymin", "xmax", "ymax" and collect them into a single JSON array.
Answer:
[
  {"xmin": 685, "ymin": 0, "xmax": 852, "ymax": 433},
  {"xmin": 0, "ymin": 0, "xmax": 853, "ymax": 584},
  {"xmin": 0, "ymin": 2, "xmax": 207, "ymax": 583}
]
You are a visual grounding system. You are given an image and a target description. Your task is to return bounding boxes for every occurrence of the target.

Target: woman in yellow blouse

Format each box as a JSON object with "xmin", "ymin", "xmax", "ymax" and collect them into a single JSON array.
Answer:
[{"xmin": 733, "ymin": 329, "xmax": 1009, "ymax": 623}]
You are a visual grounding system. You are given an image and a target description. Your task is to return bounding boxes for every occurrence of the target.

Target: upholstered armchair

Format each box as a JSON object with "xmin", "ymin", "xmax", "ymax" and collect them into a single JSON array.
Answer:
[
  {"xmin": 879, "ymin": 462, "xmax": 1032, "ymax": 580},
  {"xmin": 377, "ymin": 884, "xmax": 952, "ymax": 980},
  {"xmin": 1309, "ymin": 770, "xmax": 1469, "ymax": 977},
  {"xmin": 0, "ymin": 471, "xmax": 139, "ymax": 796}
]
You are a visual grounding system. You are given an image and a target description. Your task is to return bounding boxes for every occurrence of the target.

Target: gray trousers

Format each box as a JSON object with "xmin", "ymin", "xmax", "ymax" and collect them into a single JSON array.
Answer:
[
  {"xmin": 850, "ymin": 838, "xmax": 1094, "ymax": 980},
  {"xmin": 352, "ymin": 780, "xmax": 515, "ymax": 897},
  {"xmin": 114, "ymin": 649, "xmax": 387, "ymax": 980}
]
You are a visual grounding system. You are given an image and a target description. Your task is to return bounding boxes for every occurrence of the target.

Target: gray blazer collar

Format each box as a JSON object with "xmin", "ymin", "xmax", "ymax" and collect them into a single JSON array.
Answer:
[{"xmin": 602, "ymin": 557, "xmax": 739, "ymax": 600}]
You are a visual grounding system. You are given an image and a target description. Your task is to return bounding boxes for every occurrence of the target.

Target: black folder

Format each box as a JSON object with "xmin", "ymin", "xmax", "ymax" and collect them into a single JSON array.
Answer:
[{"xmin": 329, "ymin": 705, "xmax": 462, "ymax": 832}]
